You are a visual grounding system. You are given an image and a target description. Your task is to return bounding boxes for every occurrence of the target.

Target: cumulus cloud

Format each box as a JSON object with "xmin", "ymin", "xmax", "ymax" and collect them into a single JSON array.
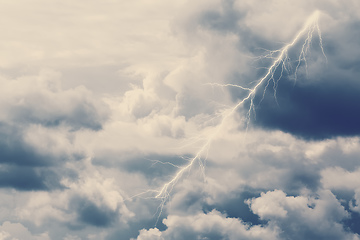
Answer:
[
  {"xmin": 0, "ymin": 221, "xmax": 50, "ymax": 240},
  {"xmin": 0, "ymin": 0, "xmax": 359, "ymax": 239},
  {"xmin": 0, "ymin": 70, "xmax": 109, "ymax": 130},
  {"xmin": 247, "ymin": 189, "xmax": 359, "ymax": 240},
  {"xmin": 0, "ymin": 70, "xmax": 108, "ymax": 192},
  {"xmin": 135, "ymin": 210, "xmax": 278, "ymax": 240}
]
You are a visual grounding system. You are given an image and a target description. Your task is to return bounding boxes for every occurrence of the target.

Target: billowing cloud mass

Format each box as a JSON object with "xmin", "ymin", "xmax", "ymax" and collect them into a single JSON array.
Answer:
[{"xmin": 0, "ymin": 0, "xmax": 360, "ymax": 239}]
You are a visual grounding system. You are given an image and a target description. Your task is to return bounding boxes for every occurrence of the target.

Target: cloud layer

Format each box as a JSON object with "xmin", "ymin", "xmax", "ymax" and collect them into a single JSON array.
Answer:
[{"xmin": 0, "ymin": 0, "xmax": 359, "ymax": 239}]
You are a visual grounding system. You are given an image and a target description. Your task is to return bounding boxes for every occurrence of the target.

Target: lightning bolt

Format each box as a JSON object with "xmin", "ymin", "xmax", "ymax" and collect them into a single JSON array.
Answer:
[{"xmin": 132, "ymin": 10, "xmax": 327, "ymax": 224}]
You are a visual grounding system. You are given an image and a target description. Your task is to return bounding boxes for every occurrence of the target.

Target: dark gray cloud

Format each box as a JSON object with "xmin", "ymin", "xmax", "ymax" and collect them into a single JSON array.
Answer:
[
  {"xmin": 250, "ymin": 70, "xmax": 360, "ymax": 140},
  {"xmin": 0, "ymin": 122, "xmax": 80, "ymax": 191},
  {"xmin": 284, "ymin": 167, "xmax": 321, "ymax": 192},
  {"xmin": 0, "ymin": 165, "xmax": 63, "ymax": 191},
  {"xmin": 194, "ymin": 3, "xmax": 360, "ymax": 141},
  {"xmin": 343, "ymin": 212, "xmax": 360, "ymax": 235},
  {"xmin": 0, "ymin": 123, "xmax": 50, "ymax": 167},
  {"xmin": 70, "ymin": 197, "xmax": 119, "ymax": 228},
  {"xmin": 203, "ymin": 189, "xmax": 265, "ymax": 226},
  {"xmin": 17, "ymin": 103, "xmax": 105, "ymax": 131},
  {"xmin": 78, "ymin": 202, "xmax": 117, "ymax": 227},
  {"xmin": 331, "ymin": 190, "xmax": 360, "ymax": 235},
  {"xmin": 245, "ymin": 21, "xmax": 360, "ymax": 140}
]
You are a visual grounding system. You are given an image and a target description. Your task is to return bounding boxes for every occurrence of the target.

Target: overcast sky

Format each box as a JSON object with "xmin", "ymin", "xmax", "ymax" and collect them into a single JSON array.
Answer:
[{"xmin": 0, "ymin": 0, "xmax": 360, "ymax": 239}]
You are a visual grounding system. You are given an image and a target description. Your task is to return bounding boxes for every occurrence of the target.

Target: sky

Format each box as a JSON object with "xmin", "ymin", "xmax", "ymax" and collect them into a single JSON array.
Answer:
[{"xmin": 0, "ymin": 0, "xmax": 360, "ymax": 239}]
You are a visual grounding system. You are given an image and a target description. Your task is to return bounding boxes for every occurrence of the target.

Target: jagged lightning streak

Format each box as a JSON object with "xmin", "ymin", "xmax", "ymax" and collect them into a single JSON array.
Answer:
[{"xmin": 134, "ymin": 10, "xmax": 326, "ymax": 223}]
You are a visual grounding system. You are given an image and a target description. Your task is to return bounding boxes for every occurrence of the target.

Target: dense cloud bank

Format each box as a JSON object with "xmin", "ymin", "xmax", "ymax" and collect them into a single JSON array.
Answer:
[
  {"xmin": 250, "ymin": 20, "xmax": 360, "ymax": 140},
  {"xmin": 0, "ymin": 0, "xmax": 359, "ymax": 239}
]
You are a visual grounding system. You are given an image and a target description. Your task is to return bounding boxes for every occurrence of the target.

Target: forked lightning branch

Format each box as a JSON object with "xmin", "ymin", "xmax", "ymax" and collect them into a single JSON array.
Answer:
[{"xmin": 132, "ymin": 10, "xmax": 327, "ymax": 223}]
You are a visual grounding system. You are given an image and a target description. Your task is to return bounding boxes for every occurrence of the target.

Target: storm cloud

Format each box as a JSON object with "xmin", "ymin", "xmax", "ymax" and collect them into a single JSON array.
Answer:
[
  {"xmin": 0, "ymin": 0, "xmax": 360, "ymax": 239},
  {"xmin": 249, "ymin": 20, "xmax": 360, "ymax": 140}
]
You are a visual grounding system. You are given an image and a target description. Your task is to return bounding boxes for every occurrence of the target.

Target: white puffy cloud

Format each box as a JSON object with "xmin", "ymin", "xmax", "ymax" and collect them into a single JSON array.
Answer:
[
  {"xmin": 0, "ymin": 69, "xmax": 109, "ymax": 130},
  {"xmin": 321, "ymin": 167, "xmax": 360, "ymax": 191},
  {"xmin": 0, "ymin": 221, "xmax": 50, "ymax": 240},
  {"xmin": 0, "ymin": 0, "xmax": 359, "ymax": 239},
  {"xmin": 135, "ymin": 228, "xmax": 162, "ymax": 240},
  {"xmin": 247, "ymin": 190, "xmax": 359, "ymax": 240},
  {"xmin": 135, "ymin": 210, "xmax": 279, "ymax": 240}
]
